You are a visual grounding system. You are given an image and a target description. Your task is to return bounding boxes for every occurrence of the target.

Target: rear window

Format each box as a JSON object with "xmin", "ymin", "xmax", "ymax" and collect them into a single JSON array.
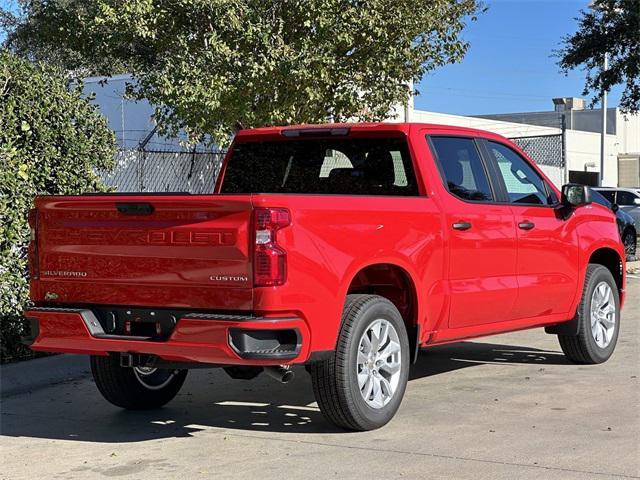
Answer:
[{"xmin": 220, "ymin": 138, "xmax": 419, "ymax": 196}]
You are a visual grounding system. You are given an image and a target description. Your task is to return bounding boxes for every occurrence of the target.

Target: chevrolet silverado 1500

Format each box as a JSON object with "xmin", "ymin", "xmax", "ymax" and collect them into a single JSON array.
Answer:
[{"xmin": 24, "ymin": 123, "xmax": 625, "ymax": 430}]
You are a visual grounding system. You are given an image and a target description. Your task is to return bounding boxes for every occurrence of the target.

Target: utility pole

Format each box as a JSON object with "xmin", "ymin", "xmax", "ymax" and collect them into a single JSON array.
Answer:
[
  {"xmin": 561, "ymin": 112, "xmax": 568, "ymax": 185},
  {"xmin": 600, "ymin": 53, "xmax": 608, "ymax": 186},
  {"xmin": 591, "ymin": 0, "xmax": 614, "ymax": 187}
]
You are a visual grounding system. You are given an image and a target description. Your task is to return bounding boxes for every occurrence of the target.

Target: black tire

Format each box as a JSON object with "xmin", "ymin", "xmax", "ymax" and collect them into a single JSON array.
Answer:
[
  {"xmin": 90, "ymin": 355, "xmax": 188, "ymax": 409},
  {"xmin": 310, "ymin": 294, "xmax": 410, "ymax": 431},
  {"xmin": 558, "ymin": 264, "xmax": 620, "ymax": 364}
]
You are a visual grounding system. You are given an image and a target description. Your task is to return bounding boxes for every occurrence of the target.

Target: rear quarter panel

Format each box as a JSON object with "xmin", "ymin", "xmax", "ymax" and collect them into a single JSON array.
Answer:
[{"xmin": 250, "ymin": 194, "xmax": 445, "ymax": 352}]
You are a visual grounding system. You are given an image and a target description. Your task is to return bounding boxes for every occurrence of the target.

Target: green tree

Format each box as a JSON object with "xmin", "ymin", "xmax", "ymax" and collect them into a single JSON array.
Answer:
[
  {"xmin": 3, "ymin": 0, "xmax": 482, "ymax": 144},
  {"xmin": 558, "ymin": 0, "xmax": 640, "ymax": 113},
  {"xmin": 1, "ymin": 1, "xmax": 113, "ymax": 77},
  {"xmin": 0, "ymin": 50, "xmax": 116, "ymax": 362}
]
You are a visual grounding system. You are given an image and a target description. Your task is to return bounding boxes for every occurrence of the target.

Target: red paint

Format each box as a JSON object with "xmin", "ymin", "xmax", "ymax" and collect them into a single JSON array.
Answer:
[
  {"xmin": 29, "ymin": 310, "xmax": 309, "ymax": 365},
  {"xmin": 25, "ymin": 123, "xmax": 626, "ymax": 365}
]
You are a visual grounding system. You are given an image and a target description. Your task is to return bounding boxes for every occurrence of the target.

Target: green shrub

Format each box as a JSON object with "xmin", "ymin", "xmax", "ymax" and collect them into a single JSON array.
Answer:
[{"xmin": 0, "ymin": 50, "xmax": 116, "ymax": 363}]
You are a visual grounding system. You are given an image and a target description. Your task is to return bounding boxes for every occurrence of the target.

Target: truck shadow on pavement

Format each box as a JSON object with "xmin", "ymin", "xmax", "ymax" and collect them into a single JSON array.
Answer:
[
  {"xmin": 410, "ymin": 340, "xmax": 569, "ymax": 380},
  {"xmin": 1, "ymin": 341, "xmax": 570, "ymax": 442}
]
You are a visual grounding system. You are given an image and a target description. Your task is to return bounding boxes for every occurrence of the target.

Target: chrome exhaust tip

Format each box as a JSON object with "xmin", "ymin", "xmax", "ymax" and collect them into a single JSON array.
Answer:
[{"xmin": 264, "ymin": 366, "xmax": 294, "ymax": 384}]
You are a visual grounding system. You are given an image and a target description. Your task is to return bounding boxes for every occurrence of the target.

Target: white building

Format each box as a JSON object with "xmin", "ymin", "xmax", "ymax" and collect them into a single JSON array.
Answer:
[
  {"xmin": 83, "ymin": 74, "xmax": 203, "ymax": 151},
  {"xmin": 85, "ymin": 75, "xmax": 640, "ymax": 189},
  {"xmin": 470, "ymin": 98, "xmax": 640, "ymax": 188},
  {"xmin": 397, "ymin": 100, "xmax": 565, "ymax": 186}
]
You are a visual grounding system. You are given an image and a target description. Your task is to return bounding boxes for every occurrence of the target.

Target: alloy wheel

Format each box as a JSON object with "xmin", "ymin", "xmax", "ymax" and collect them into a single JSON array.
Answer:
[
  {"xmin": 133, "ymin": 366, "xmax": 178, "ymax": 390},
  {"xmin": 590, "ymin": 281, "xmax": 616, "ymax": 349},
  {"xmin": 356, "ymin": 318, "xmax": 402, "ymax": 409}
]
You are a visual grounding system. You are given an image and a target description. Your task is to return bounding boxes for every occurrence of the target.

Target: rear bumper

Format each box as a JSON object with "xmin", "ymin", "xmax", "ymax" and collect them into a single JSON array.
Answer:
[{"xmin": 23, "ymin": 307, "xmax": 310, "ymax": 366}]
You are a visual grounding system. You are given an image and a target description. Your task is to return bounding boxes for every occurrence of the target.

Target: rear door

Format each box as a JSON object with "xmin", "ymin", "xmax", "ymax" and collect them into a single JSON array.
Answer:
[
  {"xmin": 34, "ymin": 194, "xmax": 254, "ymax": 310},
  {"xmin": 483, "ymin": 140, "xmax": 579, "ymax": 319},
  {"xmin": 428, "ymin": 135, "xmax": 519, "ymax": 328}
]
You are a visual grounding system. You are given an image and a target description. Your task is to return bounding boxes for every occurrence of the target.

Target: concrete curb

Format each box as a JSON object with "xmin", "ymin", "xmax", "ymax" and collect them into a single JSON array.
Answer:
[{"xmin": 0, "ymin": 354, "xmax": 91, "ymax": 398}]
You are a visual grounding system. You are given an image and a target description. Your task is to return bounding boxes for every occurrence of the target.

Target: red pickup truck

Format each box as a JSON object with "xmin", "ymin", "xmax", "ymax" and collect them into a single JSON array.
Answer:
[{"xmin": 24, "ymin": 123, "xmax": 625, "ymax": 431}]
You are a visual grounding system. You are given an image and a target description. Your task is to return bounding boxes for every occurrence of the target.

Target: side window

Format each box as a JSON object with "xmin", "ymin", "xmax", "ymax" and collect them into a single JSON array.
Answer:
[
  {"xmin": 598, "ymin": 190, "xmax": 616, "ymax": 203},
  {"xmin": 430, "ymin": 137, "xmax": 493, "ymax": 202},
  {"xmin": 616, "ymin": 191, "xmax": 638, "ymax": 206},
  {"xmin": 489, "ymin": 141, "xmax": 551, "ymax": 205}
]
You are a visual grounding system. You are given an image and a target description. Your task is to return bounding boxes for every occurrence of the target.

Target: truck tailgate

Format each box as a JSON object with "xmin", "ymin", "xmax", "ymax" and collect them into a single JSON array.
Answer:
[{"xmin": 32, "ymin": 194, "xmax": 254, "ymax": 310}]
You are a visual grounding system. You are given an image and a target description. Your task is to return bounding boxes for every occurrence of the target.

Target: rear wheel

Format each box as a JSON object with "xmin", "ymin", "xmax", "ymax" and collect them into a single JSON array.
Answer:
[
  {"xmin": 310, "ymin": 294, "xmax": 410, "ymax": 431},
  {"xmin": 90, "ymin": 355, "xmax": 188, "ymax": 409},
  {"xmin": 558, "ymin": 264, "xmax": 620, "ymax": 364}
]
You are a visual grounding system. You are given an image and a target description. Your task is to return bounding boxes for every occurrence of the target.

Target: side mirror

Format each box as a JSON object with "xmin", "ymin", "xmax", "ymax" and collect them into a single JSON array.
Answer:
[
  {"xmin": 634, "ymin": 198, "xmax": 640, "ymax": 205},
  {"xmin": 561, "ymin": 183, "xmax": 592, "ymax": 207},
  {"xmin": 611, "ymin": 203, "xmax": 619, "ymax": 213}
]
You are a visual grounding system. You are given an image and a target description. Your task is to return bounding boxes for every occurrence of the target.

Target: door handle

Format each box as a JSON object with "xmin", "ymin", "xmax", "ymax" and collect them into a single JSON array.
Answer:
[
  {"xmin": 452, "ymin": 221, "xmax": 472, "ymax": 231},
  {"xmin": 518, "ymin": 221, "xmax": 535, "ymax": 230}
]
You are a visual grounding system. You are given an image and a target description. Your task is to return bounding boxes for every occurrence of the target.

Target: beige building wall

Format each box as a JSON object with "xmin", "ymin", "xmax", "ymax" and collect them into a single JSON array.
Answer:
[{"xmin": 564, "ymin": 130, "xmax": 619, "ymax": 187}]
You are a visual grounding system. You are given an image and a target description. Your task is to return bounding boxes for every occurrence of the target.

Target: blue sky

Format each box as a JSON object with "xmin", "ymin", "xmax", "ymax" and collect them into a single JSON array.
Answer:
[{"xmin": 415, "ymin": 0, "xmax": 623, "ymax": 115}]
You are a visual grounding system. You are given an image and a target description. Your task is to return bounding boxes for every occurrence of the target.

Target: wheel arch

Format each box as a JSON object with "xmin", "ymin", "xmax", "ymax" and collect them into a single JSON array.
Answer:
[
  {"xmin": 546, "ymin": 246, "xmax": 624, "ymax": 337},
  {"xmin": 588, "ymin": 247, "xmax": 624, "ymax": 295},
  {"xmin": 344, "ymin": 262, "xmax": 421, "ymax": 363}
]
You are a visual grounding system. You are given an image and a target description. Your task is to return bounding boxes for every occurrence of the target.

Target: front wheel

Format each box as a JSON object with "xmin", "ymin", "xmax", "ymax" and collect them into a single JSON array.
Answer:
[
  {"xmin": 310, "ymin": 294, "xmax": 410, "ymax": 431},
  {"xmin": 622, "ymin": 229, "xmax": 636, "ymax": 258},
  {"xmin": 90, "ymin": 355, "xmax": 188, "ymax": 409},
  {"xmin": 558, "ymin": 264, "xmax": 620, "ymax": 364}
]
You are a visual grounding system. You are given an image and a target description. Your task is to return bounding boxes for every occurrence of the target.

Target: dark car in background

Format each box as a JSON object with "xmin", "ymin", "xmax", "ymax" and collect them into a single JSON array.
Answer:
[
  {"xmin": 591, "ymin": 188, "xmax": 637, "ymax": 260},
  {"xmin": 594, "ymin": 187, "xmax": 640, "ymax": 227}
]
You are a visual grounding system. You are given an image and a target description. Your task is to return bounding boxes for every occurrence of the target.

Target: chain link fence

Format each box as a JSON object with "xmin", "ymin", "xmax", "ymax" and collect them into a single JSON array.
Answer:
[
  {"xmin": 510, "ymin": 135, "xmax": 564, "ymax": 168},
  {"xmin": 100, "ymin": 149, "xmax": 226, "ymax": 193},
  {"xmin": 510, "ymin": 134, "xmax": 564, "ymax": 187},
  {"xmin": 101, "ymin": 134, "xmax": 566, "ymax": 193}
]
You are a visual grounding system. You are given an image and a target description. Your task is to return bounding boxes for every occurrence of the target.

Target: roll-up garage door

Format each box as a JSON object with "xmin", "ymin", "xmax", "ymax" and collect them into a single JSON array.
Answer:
[{"xmin": 618, "ymin": 155, "xmax": 640, "ymax": 187}]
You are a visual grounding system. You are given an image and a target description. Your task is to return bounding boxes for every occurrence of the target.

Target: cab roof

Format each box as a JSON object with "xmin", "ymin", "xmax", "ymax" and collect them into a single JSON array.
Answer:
[{"xmin": 235, "ymin": 122, "xmax": 509, "ymax": 142}]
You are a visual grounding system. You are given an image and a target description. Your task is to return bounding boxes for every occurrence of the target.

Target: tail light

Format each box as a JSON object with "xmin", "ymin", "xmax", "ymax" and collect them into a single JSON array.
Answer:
[
  {"xmin": 253, "ymin": 207, "xmax": 290, "ymax": 286},
  {"xmin": 28, "ymin": 208, "xmax": 40, "ymax": 279}
]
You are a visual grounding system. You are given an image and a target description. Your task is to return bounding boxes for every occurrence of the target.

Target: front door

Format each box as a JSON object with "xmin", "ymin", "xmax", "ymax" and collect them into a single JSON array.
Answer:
[
  {"xmin": 485, "ymin": 140, "xmax": 579, "ymax": 319},
  {"xmin": 428, "ymin": 136, "xmax": 519, "ymax": 328}
]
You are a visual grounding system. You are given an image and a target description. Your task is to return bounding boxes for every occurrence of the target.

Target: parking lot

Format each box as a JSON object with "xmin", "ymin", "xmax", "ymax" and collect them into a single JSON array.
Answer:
[{"xmin": 1, "ymin": 277, "xmax": 639, "ymax": 480}]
